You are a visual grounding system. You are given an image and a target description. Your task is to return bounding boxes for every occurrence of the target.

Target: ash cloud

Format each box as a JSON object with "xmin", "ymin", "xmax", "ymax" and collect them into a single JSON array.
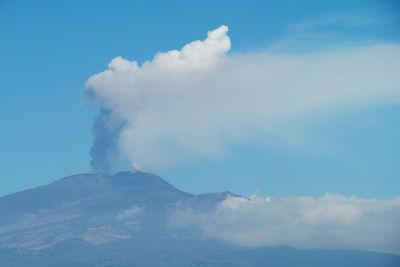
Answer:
[
  {"xmin": 90, "ymin": 109, "xmax": 126, "ymax": 173},
  {"xmin": 85, "ymin": 25, "xmax": 400, "ymax": 172}
]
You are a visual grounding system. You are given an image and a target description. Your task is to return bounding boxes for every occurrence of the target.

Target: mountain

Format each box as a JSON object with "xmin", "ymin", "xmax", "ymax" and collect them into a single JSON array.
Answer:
[
  {"xmin": 0, "ymin": 171, "xmax": 235, "ymax": 250},
  {"xmin": 0, "ymin": 171, "xmax": 399, "ymax": 267}
]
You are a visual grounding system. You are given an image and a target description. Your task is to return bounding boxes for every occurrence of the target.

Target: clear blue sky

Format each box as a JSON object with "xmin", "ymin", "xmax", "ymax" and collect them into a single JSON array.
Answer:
[{"xmin": 1, "ymin": 0, "xmax": 399, "ymax": 198}]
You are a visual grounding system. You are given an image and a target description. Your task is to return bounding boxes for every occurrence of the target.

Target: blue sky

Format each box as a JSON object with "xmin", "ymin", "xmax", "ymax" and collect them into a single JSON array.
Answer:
[{"xmin": 1, "ymin": 0, "xmax": 399, "ymax": 198}]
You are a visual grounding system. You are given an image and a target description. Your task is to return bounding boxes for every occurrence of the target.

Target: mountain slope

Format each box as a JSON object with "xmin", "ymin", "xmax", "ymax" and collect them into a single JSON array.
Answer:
[{"xmin": 0, "ymin": 171, "xmax": 200, "ymax": 249}]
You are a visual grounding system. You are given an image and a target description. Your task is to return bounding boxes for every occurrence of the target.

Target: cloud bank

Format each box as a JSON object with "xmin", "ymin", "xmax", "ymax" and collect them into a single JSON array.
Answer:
[
  {"xmin": 86, "ymin": 25, "xmax": 400, "ymax": 171},
  {"xmin": 169, "ymin": 194, "xmax": 400, "ymax": 254}
]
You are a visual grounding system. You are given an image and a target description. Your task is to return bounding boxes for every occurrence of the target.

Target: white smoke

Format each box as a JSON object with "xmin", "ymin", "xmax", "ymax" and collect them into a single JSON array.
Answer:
[{"xmin": 85, "ymin": 25, "xmax": 400, "ymax": 171}]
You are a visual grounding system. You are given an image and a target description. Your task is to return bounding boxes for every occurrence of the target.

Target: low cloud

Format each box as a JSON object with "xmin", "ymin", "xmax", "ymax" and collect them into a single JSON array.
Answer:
[
  {"xmin": 169, "ymin": 194, "xmax": 400, "ymax": 254},
  {"xmin": 86, "ymin": 25, "xmax": 400, "ymax": 171},
  {"xmin": 115, "ymin": 206, "xmax": 142, "ymax": 222}
]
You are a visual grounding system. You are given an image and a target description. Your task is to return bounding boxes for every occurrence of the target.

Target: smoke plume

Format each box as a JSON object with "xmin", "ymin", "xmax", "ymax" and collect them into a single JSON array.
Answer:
[
  {"xmin": 85, "ymin": 25, "xmax": 400, "ymax": 172},
  {"xmin": 89, "ymin": 109, "xmax": 126, "ymax": 173}
]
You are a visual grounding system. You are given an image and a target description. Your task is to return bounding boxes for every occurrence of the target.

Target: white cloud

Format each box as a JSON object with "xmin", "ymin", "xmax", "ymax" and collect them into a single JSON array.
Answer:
[
  {"xmin": 169, "ymin": 194, "xmax": 400, "ymax": 254},
  {"xmin": 86, "ymin": 25, "xmax": 400, "ymax": 171},
  {"xmin": 115, "ymin": 206, "xmax": 142, "ymax": 221}
]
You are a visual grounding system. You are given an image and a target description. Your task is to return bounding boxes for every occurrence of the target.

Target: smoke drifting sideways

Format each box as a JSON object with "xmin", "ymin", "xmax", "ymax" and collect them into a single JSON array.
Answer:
[{"xmin": 85, "ymin": 25, "xmax": 400, "ymax": 173}]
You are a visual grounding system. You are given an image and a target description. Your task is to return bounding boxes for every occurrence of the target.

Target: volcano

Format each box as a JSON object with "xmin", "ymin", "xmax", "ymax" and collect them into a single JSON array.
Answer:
[{"xmin": 0, "ymin": 172, "xmax": 398, "ymax": 267}]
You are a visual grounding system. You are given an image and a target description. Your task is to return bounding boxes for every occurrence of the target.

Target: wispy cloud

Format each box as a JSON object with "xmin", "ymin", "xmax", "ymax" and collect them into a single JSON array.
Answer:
[{"xmin": 269, "ymin": 11, "xmax": 400, "ymax": 52}]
